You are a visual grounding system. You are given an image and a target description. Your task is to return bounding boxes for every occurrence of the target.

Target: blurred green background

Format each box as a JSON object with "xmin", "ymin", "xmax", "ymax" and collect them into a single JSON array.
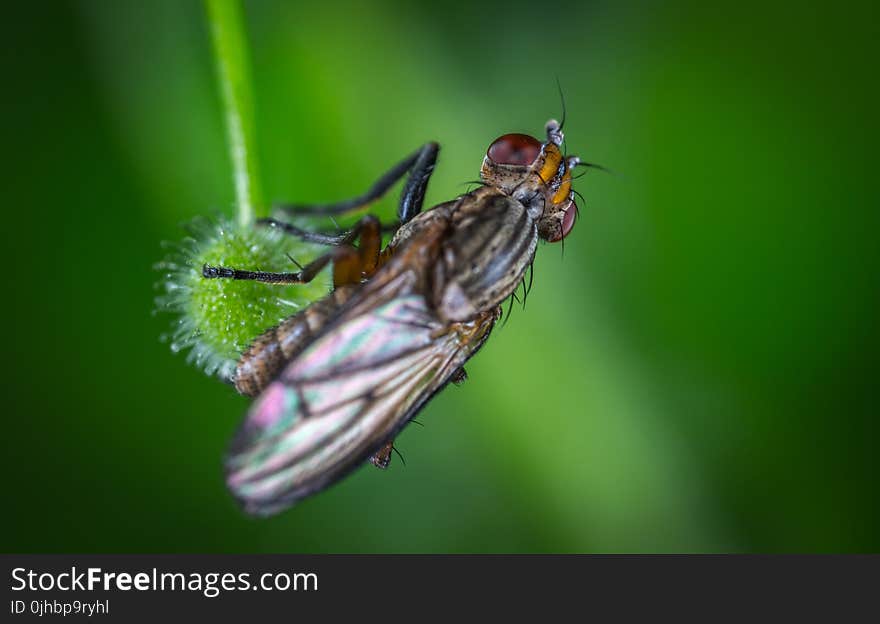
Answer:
[{"xmin": 3, "ymin": 0, "xmax": 877, "ymax": 552}]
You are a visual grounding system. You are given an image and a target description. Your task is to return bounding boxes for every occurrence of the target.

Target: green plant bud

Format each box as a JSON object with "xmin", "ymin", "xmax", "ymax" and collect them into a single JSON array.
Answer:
[{"xmin": 155, "ymin": 216, "xmax": 329, "ymax": 381}]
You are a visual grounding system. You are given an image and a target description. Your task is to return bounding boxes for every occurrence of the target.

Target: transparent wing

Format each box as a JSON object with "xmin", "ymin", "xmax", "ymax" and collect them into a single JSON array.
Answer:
[{"xmin": 225, "ymin": 272, "xmax": 496, "ymax": 516}]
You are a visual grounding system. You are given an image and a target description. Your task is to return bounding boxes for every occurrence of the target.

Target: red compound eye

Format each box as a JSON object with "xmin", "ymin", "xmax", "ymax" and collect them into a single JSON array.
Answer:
[
  {"xmin": 548, "ymin": 204, "xmax": 577, "ymax": 243},
  {"xmin": 486, "ymin": 133, "xmax": 542, "ymax": 166}
]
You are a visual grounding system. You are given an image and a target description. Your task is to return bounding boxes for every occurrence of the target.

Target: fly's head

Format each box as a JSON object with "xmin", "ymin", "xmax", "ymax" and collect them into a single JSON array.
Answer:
[{"xmin": 480, "ymin": 119, "xmax": 579, "ymax": 243}]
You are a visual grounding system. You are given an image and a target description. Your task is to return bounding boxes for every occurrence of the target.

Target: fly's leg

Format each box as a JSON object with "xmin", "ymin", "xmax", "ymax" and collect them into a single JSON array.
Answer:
[
  {"xmin": 451, "ymin": 367, "xmax": 468, "ymax": 385},
  {"xmin": 330, "ymin": 215, "xmax": 382, "ymax": 286},
  {"xmin": 370, "ymin": 441, "xmax": 394, "ymax": 470},
  {"xmin": 274, "ymin": 142, "xmax": 439, "ymax": 225},
  {"xmin": 396, "ymin": 141, "xmax": 438, "ymax": 224},
  {"xmin": 370, "ymin": 441, "xmax": 406, "ymax": 470},
  {"xmin": 202, "ymin": 215, "xmax": 384, "ymax": 287},
  {"xmin": 201, "ymin": 254, "xmax": 331, "ymax": 285},
  {"xmin": 256, "ymin": 218, "xmax": 400, "ymax": 246}
]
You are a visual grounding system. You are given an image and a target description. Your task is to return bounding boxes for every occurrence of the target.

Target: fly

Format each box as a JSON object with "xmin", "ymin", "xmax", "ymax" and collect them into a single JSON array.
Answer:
[{"xmin": 203, "ymin": 119, "xmax": 584, "ymax": 515}]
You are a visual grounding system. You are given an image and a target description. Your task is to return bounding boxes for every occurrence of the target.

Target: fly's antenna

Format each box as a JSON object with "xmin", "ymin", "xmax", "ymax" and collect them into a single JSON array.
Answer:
[{"xmin": 556, "ymin": 77, "xmax": 567, "ymax": 131}]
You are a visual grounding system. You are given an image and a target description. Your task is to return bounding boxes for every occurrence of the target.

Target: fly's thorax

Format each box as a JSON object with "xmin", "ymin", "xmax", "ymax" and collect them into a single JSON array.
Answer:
[
  {"xmin": 388, "ymin": 200, "xmax": 456, "ymax": 250},
  {"xmin": 435, "ymin": 188, "xmax": 537, "ymax": 321}
]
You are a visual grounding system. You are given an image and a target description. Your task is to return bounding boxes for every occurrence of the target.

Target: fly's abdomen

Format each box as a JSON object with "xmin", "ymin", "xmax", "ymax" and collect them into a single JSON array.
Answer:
[{"xmin": 233, "ymin": 285, "xmax": 356, "ymax": 396}]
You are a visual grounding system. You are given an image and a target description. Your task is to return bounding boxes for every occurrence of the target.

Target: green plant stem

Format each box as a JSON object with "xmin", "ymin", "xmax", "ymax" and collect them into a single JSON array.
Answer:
[{"xmin": 205, "ymin": 0, "xmax": 265, "ymax": 225}]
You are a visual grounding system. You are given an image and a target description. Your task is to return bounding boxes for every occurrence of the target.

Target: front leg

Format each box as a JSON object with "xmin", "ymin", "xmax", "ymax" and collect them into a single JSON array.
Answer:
[{"xmin": 202, "ymin": 215, "xmax": 385, "ymax": 289}]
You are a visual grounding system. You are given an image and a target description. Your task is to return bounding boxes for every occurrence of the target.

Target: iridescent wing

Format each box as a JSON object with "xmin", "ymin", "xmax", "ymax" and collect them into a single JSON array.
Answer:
[{"xmin": 225, "ymin": 270, "xmax": 497, "ymax": 516}]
